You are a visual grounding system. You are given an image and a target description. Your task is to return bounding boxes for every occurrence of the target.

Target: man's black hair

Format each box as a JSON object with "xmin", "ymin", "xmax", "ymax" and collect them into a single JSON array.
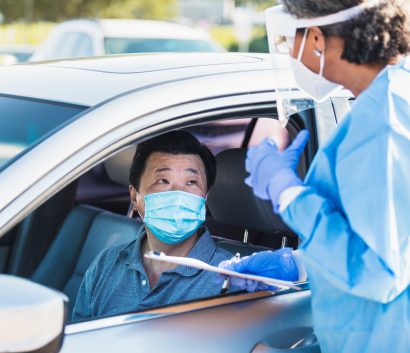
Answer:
[{"xmin": 129, "ymin": 130, "xmax": 216, "ymax": 191}]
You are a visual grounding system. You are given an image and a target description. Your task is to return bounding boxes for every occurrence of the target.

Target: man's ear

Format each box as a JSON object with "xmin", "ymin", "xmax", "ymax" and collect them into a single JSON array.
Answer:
[{"xmin": 129, "ymin": 185, "xmax": 138, "ymax": 211}]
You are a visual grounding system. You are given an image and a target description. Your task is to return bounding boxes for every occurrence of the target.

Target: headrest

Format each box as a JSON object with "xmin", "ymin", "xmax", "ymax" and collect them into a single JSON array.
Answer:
[
  {"xmin": 104, "ymin": 145, "xmax": 136, "ymax": 186},
  {"xmin": 207, "ymin": 148, "xmax": 291, "ymax": 233}
]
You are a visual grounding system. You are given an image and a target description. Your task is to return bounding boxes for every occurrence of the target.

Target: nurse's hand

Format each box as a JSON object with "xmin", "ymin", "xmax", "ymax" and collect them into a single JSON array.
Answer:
[
  {"xmin": 217, "ymin": 248, "xmax": 299, "ymax": 292},
  {"xmin": 245, "ymin": 130, "xmax": 309, "ymax": 212}
]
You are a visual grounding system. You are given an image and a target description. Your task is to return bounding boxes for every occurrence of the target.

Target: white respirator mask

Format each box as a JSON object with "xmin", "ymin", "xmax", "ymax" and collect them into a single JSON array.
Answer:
[
  {"xmin": 265, "ymin": 0, "xmax": 386, "ymax": 103},
  {"xmin": 290, "ymin": 28, "xmax": 341, "ymax": 102}
]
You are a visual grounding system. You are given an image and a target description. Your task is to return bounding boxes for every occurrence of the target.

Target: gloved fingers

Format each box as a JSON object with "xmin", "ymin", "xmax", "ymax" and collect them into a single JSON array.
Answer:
[
  {"xmin": 245, "ymin": 155, "xmax": 252, "ymax": 173},
  {"xmin": 226, "ymin": 277, "xmax": 259, "ymax": 292},
  {"xmin": 213, "ymin": 273, "xmax": 256, "ymax": 291},
  {"xmin": 244, "ymin": 175, "xmax": 253, "ymax": 188},
  {"xmin": 252, "ymin": 188, "xmax": 271, "ymax": 201},
  {"xmin": 245, "ymin": 145, "xmax": 269, "ymax": 171},
  {"xmin": 228, "ymin": 255, "xmax": 250, "ymax": 273},
  {"xmin": 216, "ymin": 276, "xmax": 279, "ymax": 292},
  {"xmin": 258, "ymin": 283, "xmax": 279, "ymax": 292},
  {"xmin": 247, "ymin": 146, "xmax": 259, "ymax": 158},
  {"xmin": 214, "ymin": 273, "xmax": 226, "ymax": 286},
  {"xmin": 287, "ymin": 129, "xmax": 309, "ymax": 152},
  {"xmin": 244, "ymin": 279, "xmax": 260, "ymax": 292},
  {"xmin": 267, "ymin": 137, "xmax": 280, "ymax": 150},
  {"xmin": 240, "ymin": 279, "xmax": 276, "ymax": 292},
  {"xmin": 228, "ymin": 276, "xmax": 249, "ymax": 289},
  {"xmin": 218, "ymin": 257, "xmax": 239, "ymax": 271}
]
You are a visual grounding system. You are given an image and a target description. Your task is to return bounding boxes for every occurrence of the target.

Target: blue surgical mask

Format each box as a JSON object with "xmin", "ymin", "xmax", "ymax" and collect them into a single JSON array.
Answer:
[{"xmin": 142, "ymin": 190, "xmax": 206, "ymax": 244}]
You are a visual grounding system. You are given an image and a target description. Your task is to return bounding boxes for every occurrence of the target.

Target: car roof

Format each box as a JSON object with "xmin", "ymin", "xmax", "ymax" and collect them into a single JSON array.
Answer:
[
  {"xmin": 98, "ymin": 19, "xmax": 213, "ymax": 40},
  {"xmin": 0, "ymin": 44, "xmax": 36, "ymax": 54},
  {"xmin": 0, "ymin": 53, "xmax": 294, "ymax": 106},
  {"xmin": 50, "ymin": 18, "xmax": 214, "ymax": 40}
]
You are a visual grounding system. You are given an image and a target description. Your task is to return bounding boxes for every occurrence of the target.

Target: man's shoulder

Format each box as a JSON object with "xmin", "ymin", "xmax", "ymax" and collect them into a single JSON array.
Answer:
[{"xmin": 89, "ymin": 240, "xmax": 136, "ymax": 272}]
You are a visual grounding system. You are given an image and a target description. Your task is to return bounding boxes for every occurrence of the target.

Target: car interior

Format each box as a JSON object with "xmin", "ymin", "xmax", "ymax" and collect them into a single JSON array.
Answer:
[{"xmin": 0, "ymin": 115, "xmax": 309, "ymax": 322}]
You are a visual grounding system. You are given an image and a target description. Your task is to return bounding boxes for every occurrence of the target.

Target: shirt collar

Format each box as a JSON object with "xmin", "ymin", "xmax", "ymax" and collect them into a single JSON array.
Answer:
[
  {"xmin": 170, "ymin": 227, "xmax": 216, "ymax": 277},
  {"xmin": 118, "ymin": 226, "xmax": 217, "ymax": 277},
  {"xmin": 118, "ymin": 226, "xmax": 145, "ymax": 266}
]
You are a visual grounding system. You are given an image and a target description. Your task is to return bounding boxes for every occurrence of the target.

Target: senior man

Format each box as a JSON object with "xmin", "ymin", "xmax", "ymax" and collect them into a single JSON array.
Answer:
[{"xmin": 72, "ymin": 130, "xmax": 299, "ymax": 321}]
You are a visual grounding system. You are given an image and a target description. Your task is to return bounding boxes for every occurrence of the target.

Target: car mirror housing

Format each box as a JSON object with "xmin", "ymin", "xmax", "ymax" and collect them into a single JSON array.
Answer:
[{"xmin": 0, "ymin": 275, "xmax": 67, "ymax": 353}]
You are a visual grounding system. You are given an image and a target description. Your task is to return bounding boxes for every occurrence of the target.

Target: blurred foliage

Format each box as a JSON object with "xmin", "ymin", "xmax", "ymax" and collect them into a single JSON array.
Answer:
[
  {"xmin": 235, "ymin": 0, "xmax": 278, "ymax": 10},
  {"xmin": 210, "ymin": 25, "xmax": 268, "ymax": 53},
  {"xmin": 0, "ymin": 21, "xmax": 270, "ymax": 51},
  {"xmin": 0, "ymin": 0, "xmax": 176, "ymax": 22},
  {"xmin": 0, "ymin": 22, "xmax": 53, "ymax": 44}
]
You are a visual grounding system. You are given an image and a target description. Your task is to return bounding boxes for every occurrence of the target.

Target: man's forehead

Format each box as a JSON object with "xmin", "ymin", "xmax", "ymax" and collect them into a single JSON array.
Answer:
[{"xmin": 145, "ymin": 152, "xmax": 205, "ymax": 173}]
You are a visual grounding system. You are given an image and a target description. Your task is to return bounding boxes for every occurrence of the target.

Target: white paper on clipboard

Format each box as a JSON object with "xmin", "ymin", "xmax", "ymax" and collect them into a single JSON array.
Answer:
[{"xmin": 144, "ymin": 251, "xmax": 300, "ymax": 290}]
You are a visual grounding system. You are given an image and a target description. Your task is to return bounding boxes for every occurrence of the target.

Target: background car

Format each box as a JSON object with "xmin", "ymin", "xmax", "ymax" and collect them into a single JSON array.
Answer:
[
  {"xmin": 29, "ymin": 18, "xmax": 224, "ymax": 61},
  {"xmin": 0, "ymin": 44, "xmax": 35, "ymax": 64},
  {"xmin": 0, "ymin": 52, "xmax": 352, "ymax": 352}
]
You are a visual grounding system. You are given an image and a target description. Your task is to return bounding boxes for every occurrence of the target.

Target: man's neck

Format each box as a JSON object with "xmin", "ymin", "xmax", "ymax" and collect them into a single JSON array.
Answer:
[{"xmin": 141, "ymin": 228, "xmax": 200, "ymax": 287}]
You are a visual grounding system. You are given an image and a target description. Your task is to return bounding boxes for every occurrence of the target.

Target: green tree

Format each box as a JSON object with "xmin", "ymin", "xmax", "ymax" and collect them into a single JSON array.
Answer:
[
  {"xmin": 0, "ymin": 0, "xmax": 176, "ymax": 22},
  {"xmin": 235, "ymin": 0, "xmax": 278, "ymax": 10},
  {"xmin": 85, "ymin": 0, "xmax": 176, "ymax": 20}
]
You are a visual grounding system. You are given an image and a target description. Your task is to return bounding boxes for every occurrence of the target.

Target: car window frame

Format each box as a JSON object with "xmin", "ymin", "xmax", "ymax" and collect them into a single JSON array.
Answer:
[{"xmin": 0, "ymin": 92, "xmax": 341, "ymax": 333}]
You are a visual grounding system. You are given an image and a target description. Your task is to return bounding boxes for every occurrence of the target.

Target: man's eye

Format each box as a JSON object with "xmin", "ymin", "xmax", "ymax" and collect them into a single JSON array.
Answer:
[
  {"xmin": 158, "ymin": 179, "xmax": 169, "ymax": 184},
  {"xmin": 187, "ymin": 180, "xmax": 198, "ymax": 185}
]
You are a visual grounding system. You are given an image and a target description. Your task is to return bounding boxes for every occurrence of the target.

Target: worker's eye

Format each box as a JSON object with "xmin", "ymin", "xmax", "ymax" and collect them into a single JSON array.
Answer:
[
  {"xmin": 187, "ymin": 180, "xmax": 198, "ymax": 185},
  {"xmin": 157, "ymin": 179, "xmax": 169, "ymax": 184}
]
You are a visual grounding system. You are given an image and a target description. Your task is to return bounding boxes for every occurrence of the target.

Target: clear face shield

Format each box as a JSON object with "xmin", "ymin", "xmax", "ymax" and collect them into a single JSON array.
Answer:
[
  {"xmin": 265, "ymin": 1, "xmax": 384, "ymax": 127},
  {"xmin": 265, "ymin": 5, "xmax": 302, "ymax": 128}
]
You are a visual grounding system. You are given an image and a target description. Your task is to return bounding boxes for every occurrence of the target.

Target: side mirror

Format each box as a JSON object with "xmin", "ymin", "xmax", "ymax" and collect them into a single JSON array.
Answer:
[{"xmin": 0, "ymin": 275, "xmax": 68, "ymax": 353}]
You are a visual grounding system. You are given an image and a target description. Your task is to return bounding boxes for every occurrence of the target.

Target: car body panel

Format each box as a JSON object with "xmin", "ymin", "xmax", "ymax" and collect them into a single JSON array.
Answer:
[
  {"xmin": 1, "ymin": 53, "xmax": 272, "ymax": 106},
  {"xmin": 62, "ymin": 291, "xmax": 312, "ymax": 353}
]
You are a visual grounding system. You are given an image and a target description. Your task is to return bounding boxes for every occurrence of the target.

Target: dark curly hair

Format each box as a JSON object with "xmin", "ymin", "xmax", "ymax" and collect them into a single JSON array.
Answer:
[
  {"xmin": 129, "ymin": 130, "xmax": 216, "ymax": 191},
  {"xmin": 282, "ymin": 0, "xmax": 410, "ymax": 64}
]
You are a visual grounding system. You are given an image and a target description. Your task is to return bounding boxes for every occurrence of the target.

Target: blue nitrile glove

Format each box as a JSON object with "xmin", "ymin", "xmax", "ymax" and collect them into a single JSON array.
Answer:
[
  {"xmin": 217, "ymin": 248, "xmax": 299, "ymax": 292},
  {"xmin": 245, "ymin": 130, "xmax": 309, "ymax": 212}
]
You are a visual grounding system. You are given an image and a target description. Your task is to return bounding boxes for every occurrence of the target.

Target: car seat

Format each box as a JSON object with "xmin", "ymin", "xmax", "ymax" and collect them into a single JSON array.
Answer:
[
  {"xmin": 207, "ymin": 148, "xmax": 298, "ymax": 254},
  {"xmin": 31, "ymin": 205, "xmax": 143, "ymax": 317}
]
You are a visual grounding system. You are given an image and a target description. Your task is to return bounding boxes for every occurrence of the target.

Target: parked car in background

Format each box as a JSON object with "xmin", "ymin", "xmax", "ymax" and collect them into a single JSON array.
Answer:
[
  {"xmin": 0, "ymin": 44, "xmax": 35, "ymax": 65},
  {"xmin": 0, "ymin": 52, "xmax": 352, "ymax": 353},
  {"xmin": 30, "ymin": 19, "xmax": 224, "ymax": 61}
]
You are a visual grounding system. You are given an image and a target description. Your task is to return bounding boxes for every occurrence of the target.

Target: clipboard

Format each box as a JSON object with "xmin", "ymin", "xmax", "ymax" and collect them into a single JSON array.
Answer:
[{"xmin": 144, "ymin": 251, "xmax": 301, "ymax": 290}]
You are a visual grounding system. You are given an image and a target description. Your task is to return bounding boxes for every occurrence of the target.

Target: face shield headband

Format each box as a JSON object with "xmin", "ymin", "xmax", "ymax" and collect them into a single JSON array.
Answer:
[{"xmin": 266, "ymin": 0, "xmax": 386, "ymax": 55}]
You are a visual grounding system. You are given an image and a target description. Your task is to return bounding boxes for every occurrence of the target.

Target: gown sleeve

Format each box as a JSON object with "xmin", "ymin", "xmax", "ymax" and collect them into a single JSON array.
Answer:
[{"xmin": 281, "ymin": 109, "xmax": 410, "ymax": 304}]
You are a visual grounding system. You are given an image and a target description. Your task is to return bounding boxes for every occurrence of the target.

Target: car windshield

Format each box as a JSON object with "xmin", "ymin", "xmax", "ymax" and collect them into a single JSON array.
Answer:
[
  {"xmin": 0, "ymin": 95, "xmax": 86, "ymax": 169},
  {"xmin": 104, "ymin": 37, "xmax": 219, "ymax": 54}
]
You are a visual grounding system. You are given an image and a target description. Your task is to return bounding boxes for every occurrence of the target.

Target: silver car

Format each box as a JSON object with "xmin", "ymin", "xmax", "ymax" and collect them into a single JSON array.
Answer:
[
  {"xmin": 30, "ymin": 19, "xmax": 224, "ymax": 62},
  {"xmin": 0, "ymin": 52, "xmax": 351, "ymax": 353}
]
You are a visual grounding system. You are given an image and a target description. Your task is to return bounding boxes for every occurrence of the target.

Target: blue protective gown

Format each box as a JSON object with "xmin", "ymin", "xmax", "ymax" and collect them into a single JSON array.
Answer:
[{"xmin": 281, "ymin": 57, "xmax": 410, "ymax": 353}]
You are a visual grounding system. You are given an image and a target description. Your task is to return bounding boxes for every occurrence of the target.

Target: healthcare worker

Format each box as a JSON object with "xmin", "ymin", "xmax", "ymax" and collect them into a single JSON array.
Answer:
[{"xmin": 219, "ymin": 1, "xmax": 410, "ymax": 352}]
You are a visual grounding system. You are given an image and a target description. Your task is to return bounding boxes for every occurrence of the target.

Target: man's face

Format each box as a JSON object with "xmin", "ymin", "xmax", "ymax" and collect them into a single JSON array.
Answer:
[{"xmin": 129, "ymin": 152, "xmax": 208, "ymax": 218}]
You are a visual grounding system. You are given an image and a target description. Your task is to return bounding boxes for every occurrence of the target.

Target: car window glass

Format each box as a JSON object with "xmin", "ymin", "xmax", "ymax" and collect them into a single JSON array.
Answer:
[
  {"xmin": 104, "ymin": 38, "xmax": 218, "ymax": 54},
  {"xmin": 0, "ymin": 95, "xmax": 86, "ymax": 169},
  {"xmin": 54, "ymin": 32, "xmax": 94, "ymax": 59},
  {"xmin": 53, "ymin": 33, "xmax": 78, "ymax": 59},
  {"xmin": 75, "ymin": 33, "xmax": 94, "ymax": 57}
]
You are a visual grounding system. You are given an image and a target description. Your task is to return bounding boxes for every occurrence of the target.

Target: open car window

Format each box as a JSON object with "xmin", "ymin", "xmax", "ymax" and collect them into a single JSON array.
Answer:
[{"xmin": 3, "ymin": 113, "xmax": 318, "ymax": 326}]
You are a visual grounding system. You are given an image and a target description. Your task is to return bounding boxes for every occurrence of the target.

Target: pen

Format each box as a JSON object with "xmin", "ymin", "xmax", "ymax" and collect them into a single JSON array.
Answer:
[
  {"xmin": 220, "ymin": 253, "xmax": 240, "ymax": 294},
  {"xmin": 281, "ymin": 236, "xmax": 288, "ymax": 249}
]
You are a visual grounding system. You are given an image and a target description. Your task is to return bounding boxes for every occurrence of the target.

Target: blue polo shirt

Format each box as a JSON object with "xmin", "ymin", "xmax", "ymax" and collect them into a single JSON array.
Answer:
[{"xmin": 72, "ymin": 227, "xmax": 232, "ymax": 321}]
